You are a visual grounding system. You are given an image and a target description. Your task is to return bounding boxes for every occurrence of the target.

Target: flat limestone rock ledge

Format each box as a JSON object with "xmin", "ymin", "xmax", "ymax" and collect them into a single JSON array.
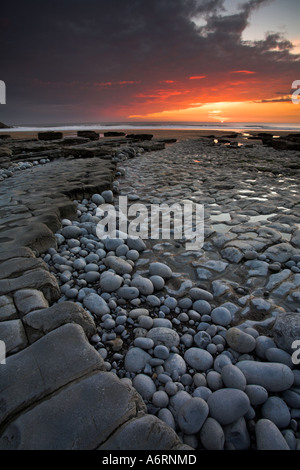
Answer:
[
  {"xmin": 0, "ymin": 221, "xmax": 57, "ymax": 255},
  {"xmin": 0, "ymin": 247, "xmax": 36, "ymax": 263},
  {"xmin": 0, "ymin": 324, "xmax": 105, "ymax": 425},
  {"xmin": 13, "ymin": 289, "xmax": 49, "ymax": 317},
  {"xmin": 23, "ymin": 301, "xmax": 97, "ymax": 343},
  {"xmin": 0, "ymin": 257, "xmax": 49, "ymax": 281},
  {"xmin": 0, "ymin": 157, "xmax": 116, "ymax": 256},
  {"xmin": 0, "ymin": 319, "xmax": 28, "ymax": 354},
  {"xmin": 0, "ymin": 142, "xmax": 187, "ymax": 451},
  {"xmin": 0, "ymin": 369, "xmax": 147, "ymax": 450},
  {"xmin": 0, "ymin": 269, "xmax": 60, "ymax": 303},
  {"xmin": 0, "ymin": 295, "xmax": 18, "ymax": 321},
  {"xmin": 97, "ymin": 414, "xmax": 191, "ymax": 451}
]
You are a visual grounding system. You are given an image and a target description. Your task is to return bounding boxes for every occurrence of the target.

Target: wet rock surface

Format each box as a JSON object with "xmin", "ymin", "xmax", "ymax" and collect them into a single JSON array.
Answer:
[{"xmin": 0, "ymin": 132, "xmax": 300, "ymax": 450}]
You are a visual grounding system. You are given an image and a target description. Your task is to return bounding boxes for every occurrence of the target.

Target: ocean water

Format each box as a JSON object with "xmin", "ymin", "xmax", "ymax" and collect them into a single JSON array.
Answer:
[{"xmin": 0, "ymin": 121, "xmax": 299, "ymax": 132}]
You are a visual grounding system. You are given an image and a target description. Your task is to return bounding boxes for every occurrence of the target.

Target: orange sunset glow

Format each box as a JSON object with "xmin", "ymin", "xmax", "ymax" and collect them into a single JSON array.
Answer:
[
  {"xmin": 1, "ymin": 0, "xmax": 299, "ymax": 126},
  {"xmin": 129, "ymin": 100, "xmax": 299, "ymax": 124}
]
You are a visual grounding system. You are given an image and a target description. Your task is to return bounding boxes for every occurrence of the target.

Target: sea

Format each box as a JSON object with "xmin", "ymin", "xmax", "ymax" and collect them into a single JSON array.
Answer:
[{"xmin": 0, "ymin": 121, "xmax": 299, "ymax": 132}]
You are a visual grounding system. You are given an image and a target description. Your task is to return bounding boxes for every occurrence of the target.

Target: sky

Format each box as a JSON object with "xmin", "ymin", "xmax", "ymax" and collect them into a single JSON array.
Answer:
[{"xmin": 0, "ymin": 0, "xmax": 300, "ymax": 125}]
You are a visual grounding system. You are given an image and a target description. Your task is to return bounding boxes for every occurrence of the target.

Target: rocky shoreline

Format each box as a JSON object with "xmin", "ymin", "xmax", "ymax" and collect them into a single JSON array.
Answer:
[{"xmin": 0, "ymin": 130, "xmax": 300, "ymax": 450}]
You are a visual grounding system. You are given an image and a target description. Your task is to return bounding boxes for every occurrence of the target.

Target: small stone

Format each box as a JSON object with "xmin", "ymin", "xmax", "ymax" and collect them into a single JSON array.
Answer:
[
  {"xmin": 192, "ymin": 300, "xmax": 211, "ymax": 315},
  {"xmin": 184, "ymin": 348, "xmax": 213, "ymax": 372},
  {"xmin": 268, "ymin": 263, "xmax": 282, "ymax": 272},
  {"xmin": 147, "ymin": 327, "xmax": 180, "ymax": 349},
  {"xmin": 85, "ymin": 262, "xmax": 100, "ymax": 272},
  {"xmin": 164, "ymin": 297, "xmax": 177, "ymax": 309},
  {"xmin": 91, "ymin": 194, "xmax": 105, "ymax": 205},
  {"xmin": 101, "ymin": 190, "xmax": 114, "ymax": 203},
  {"xmin": 106, "ymin": 338, "xmax": 123, "ymax": 352},
  {"xmin": 83, "ymin": 293, "xmax": 110, "ymax": 317},
  {"xmin": 116, "ymin": 245, "xmax": 129, "ymax": 257},
  {"xmin": 244, "ymin": 251, "xmax": 258, "ymax": 260},
  {"xmin": 100, "ymin": 272, "xmax": 123, "ymax": 292},
  {"xmin": 168, "ymin": 390, "xmax": 192, "ymax": 418},
  {"xmin": 126, "ymin": 237, "xmax": 146, "ymax": 252},
  {"xmin": 207, "ymin": 388, "xmax": 250, "ymax": 426},
  {"xmin": 104, "ymin": 256, "xmax": 133, "ymax": 275},
  {"xmin": 104, "ymin": 238, "xmax": 124, "ymax": 251},
  {"xmin": 255, "ymin": 336, "xmax": 277, "ymax": 359},
  {"xmin": 153, "ymin": 318, "xmax": 172, "ymax": 328},
  {"xmin": 129, "ymin": 308, "xmax": 149, "ymax": 319},
  {"xmin": 146, "ymin": 295, "xmax": 161, "ymax": 307},
  {"xmin": 206, "ymin": 371, "xmax": 223, "ymax": 391},
  {"xmin": 282, "ymin": 429, "xmax": 296, "ymax": 450},
  {"xmin": 165, "ymin": 382, "xmax": 178, "ymax": 397},
  {"xmin": 138, "ymin": 316, "xmax": 154, "ymax": 329},
  {"xmin": 124, "ymin": 347, "xmax": 151, "ymax": 373},
  {"xmin": 157, "ymin": 408, "xmax": 176, "ymax": 430},
  {"xmin": 261, "ymin": 396, "xmax": 291, "ymax": 429},
  {"xmin": 126, "ymin": 249, "xmax": 139, "ymax": 261},
  {"xmin": 245, "ymin": 260, "xmax": 269, "ymax": 277},
  {"xmin": 134, "ymin": 337, "xmax": 154, "ymax": 350},
  {"xmin": 65, "ymin": 288, "xmax": 78, "ymax": 299},
  {"xmin": 192, "ymin": 386, "xmax": 212, "ymax": 400},
  {"xmin": 223, "ymin": 417, "xmax": 250, "ymax": 450},
  {"xmin": 189, "ymin": 288, "xmax": 213, "ymax": 302},
  {"xmin": 244, "ymin": 385, "xmax": 268, "ymax": 406},
  {"xmin": 226, "ymin": 328, "xmax": 256, "ymax": 353},
  {"xmin": 163, "ymin": 353, "xmax": 187, "ymax": 378},
  {"xmin": 221, "ymin": 364, "xmax": 247, "ymax": 391},
  {"xmin": 152, "ymin": 391, "xmax": 169, "ymax": 408},
  {"xmin": 149, "ymin": 262, "xmax": 173, "ymax": 279},
  {"xmin": 178, "ymin": 298, "xmax": 193, "ymax": 309},
  {"xmin": 194, "ymin": 331, "xmax": 211, "ymax": 349},
  {"xmin": 236, "ymin": 361, "xmax": 295, "ymax": 392},
  {"xmin": 154, "ymin": 345, "xmax": 170, "ymax": 360},
  {"xmin": 255, "ymin": 419, "xmax": 290, "ymax": 450},
  {"xmin": 200, "ymin": 417, "xmax": 225, "ymax": 450},
  {"xmin": 61, "ymin": 226, "xmax": 82, "ymax": 239},
  {"xmin": 131, "ymin": 276, "xmax": 154, "ymax": 295},
  {"xmin": 213, "ymin": 354, "xmax": 232, "ymax": 373},
  {"xmin": 265, "ymin": 347, "xmax": 294, "ymax": 368},
  {"xmin": 85, "ymin": 272, "xmax": 101, "ymax": 283},
  {"xmin": 132, "ymin": 373, "xmax": 156, "ymax": 401},
  {"xmin": 272, "ymin": 313, "xmax": 300, "ymax": 354},
  {"xmin": 73, "ymin": 258, "xmax": 86, "ymax": 271},
  {"xmin": 211, "ymin": 307, "xmax": 232, "ymax": 327},
  {"xmin": 103, "ymin": 318, "xmax": 115, "ymax": 330},
  {"xmin": 282, "ymin": 390, "xmax": 300, "ymax": 408},
  {"xmin": 177, "ymin": 397, "xmax": 209, "ymax": 434},
  {"xmin": 149, "ymin": 275, "xmax": 165, "ymax": 291},
  {"xmin": 117, "ymin": 286, "xmax": 139, "ymax": 300}
]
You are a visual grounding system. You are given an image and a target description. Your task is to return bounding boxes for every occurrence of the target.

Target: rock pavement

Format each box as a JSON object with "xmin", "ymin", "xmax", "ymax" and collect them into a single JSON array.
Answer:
[
  {"xmin": 0, "ymin": 134, "xmax": 186, "ymax": 451},
  {"xmin": 0, "ymin": 131, "xmax": 300, "ymax": 450}
]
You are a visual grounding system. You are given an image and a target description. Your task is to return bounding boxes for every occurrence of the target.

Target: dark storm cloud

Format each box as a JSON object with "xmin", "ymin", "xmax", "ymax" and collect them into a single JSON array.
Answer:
[
  {"xmin": 0, "ymin": 0, "xmax": 299, "ymax": 123},
  {"xmin": 254, "ymin": 96, "xmax": 292, "ymax": 103}
]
